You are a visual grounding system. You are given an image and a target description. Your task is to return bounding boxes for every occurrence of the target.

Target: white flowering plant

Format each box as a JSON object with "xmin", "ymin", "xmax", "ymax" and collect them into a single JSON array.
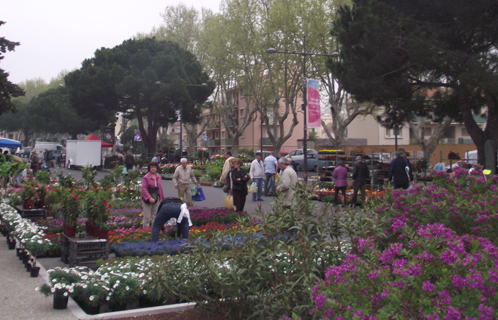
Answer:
[
  {"xmin": 23, "ymin": 234, "xmax": 50, "ymax": 267},
  {"xmin": 107, "ymin": 274, "xmax": 140, "ymax": 307},
  {"xmin": 38, "ymin": 267, "xmax": 80, "ymax": 298}
]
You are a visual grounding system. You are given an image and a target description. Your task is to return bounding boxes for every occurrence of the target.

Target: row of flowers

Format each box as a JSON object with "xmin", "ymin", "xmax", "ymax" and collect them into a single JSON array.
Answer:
[{"xmin": 0, "ymin": 203, "xmax": 52, "ymax": 268}]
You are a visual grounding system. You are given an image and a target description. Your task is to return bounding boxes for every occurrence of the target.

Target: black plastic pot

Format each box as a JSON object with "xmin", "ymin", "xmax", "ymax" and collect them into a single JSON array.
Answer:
[
  {"xmin": 30, "ymin": 266, "xmax": 40, "ymax": 277},
  {"xmin": 53, "ymin": 294, "xmax": 69, "ymax": 310}
]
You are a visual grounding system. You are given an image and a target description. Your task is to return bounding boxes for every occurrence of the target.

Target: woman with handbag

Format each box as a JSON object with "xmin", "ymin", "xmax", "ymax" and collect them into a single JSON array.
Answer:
[
  {"xmin": 230, "ymin": 158, "xmax": 249, "ymax": 212},
  {"xmin": 141, "ymin": 162, "xmax": 165, "ymax": 228}
]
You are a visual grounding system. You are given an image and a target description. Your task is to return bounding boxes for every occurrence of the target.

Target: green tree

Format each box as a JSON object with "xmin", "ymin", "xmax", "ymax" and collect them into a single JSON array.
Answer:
[
  {"xmin": 65, "ymin": 38, "xmax": 214, "ymax": 157},
  {"xmin": 332, "ymin": 0, "xmax": 498, "ymax": 164},
  {"xmin": 0, "ymin": 21, "xmax": 25, "ymax": 114},
  {"xmin": 29, "ymin": 86, "xmax": 98, "ymax": 139}
]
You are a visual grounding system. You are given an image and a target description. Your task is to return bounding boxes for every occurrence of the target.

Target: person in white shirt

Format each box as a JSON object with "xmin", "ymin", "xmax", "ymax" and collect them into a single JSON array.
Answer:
[
  {"xmin": 250, "ymin": 152, "xmax": 265, "ymax": 201},
  {"xmin": 264, "ymin": 151, "xmax": 278, "ymax": 196}
]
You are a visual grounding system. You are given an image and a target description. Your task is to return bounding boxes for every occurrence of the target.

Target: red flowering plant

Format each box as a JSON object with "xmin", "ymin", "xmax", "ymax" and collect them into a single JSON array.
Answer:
[
  {"xmin": 85, "ymin": 189, "xmax": 112, "ymax": 230},
  {"xmin": 311, "ymin": 223, "xmax": 498, "ymax": 319},
  {"xmin": 59, "ymin": 189, "xmax": 82, "ymax": 227}
]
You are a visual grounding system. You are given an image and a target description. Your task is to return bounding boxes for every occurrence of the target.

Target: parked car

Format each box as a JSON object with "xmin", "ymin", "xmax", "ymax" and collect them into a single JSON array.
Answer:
[
  {"xmin": 365, "ymin": 153, "xmax": 393, "ymax": 164},
  {"xmin": 290, "ymin": 149, "xmax": 319, "ymax": 171},
  {"xmin": 22, "ymin": 147, "xmax": 33, "ymax": 158}
]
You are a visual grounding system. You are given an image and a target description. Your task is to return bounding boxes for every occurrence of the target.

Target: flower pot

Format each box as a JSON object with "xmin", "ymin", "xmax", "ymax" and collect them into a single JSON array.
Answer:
[
  {"xmin": 16, "ymin": 248, "xmax": 23, "ymax": 256},
  {"xmin": 97, "ymin": 229, "xmax": 108, "ymax": 240},
  {"xmin": 82, "ymin": 304, "xmax": 101, "ymax": 315},
  {"xmin": 26, "ymin": 263, "xmax": 32, "ymax": 272},
  {"xmin": 63, "ymin": 225, "xmax": 76, "ymax": 237},
  {"xmin": 138, "ymin": 296, "xmax": 162, "ymax": 308},
  {"xmin": 109, "ymin": 303, "xmax": 127, "ymax": 311},
  {"xmin": 30, "ymin": 266, "xmax": 40, "ymax": 277},
  {"xmin": 8, "ymin": 240, "xmax": 15, "ymax": 250},
  {"xmin": 53, "ymin": 294, "xmax": 69, "ymax": 310}
]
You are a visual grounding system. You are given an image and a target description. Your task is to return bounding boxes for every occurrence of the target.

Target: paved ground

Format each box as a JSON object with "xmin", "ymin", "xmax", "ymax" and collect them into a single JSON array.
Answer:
[{"xmin": 0, "ymin": 238, "xmax": 77, "ymax": 320}]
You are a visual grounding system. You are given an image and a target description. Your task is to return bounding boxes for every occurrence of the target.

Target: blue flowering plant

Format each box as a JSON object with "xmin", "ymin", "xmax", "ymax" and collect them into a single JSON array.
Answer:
[{"xmin": 311, "ymin": 223, "xmax": 498, "ymax": 319}]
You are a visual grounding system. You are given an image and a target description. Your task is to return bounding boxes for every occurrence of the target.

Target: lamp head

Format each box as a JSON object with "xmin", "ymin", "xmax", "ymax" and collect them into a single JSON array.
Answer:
[{"xmin": 266, "ymin": 48, "xmax": 277, "ymax": 54}]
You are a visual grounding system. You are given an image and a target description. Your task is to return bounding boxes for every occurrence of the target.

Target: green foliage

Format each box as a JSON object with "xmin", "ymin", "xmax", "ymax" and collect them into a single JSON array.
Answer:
[
  {"xmin": 0, "ymin": 21, "xmax": 25, "ymax": 115},
  {"xmin": 65, "ymin": 37, "xmax": 214, "ymax": 157},
  {"xmin": 99, "ymin": 165, "xmax": 124, "ymax": 190},
  {"xmin": 207, "ymin": 166, "xmax": 222, "ymax": 179},
  {"xmin": 57, "ymin": 171, "xmax": 77, "ymax": 189},
  {"xmin": 81, "ymin": 166, "xmax": 97, "ymax": 189},
  {"xmin": 36, "ymin": 170, "xmax": 51, "ymax": 184}
]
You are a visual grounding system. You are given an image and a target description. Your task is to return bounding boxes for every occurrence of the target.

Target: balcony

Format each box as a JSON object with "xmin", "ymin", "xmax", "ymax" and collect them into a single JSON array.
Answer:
[
  {"xmin": 208, "ymin": 139, "xmax": 220, "ymax": 146},
  {"xmin": 223, "ymin": 138, "xmax": 232, "ymax": 145},
  {"xmin": 458, "ymin": 138, "xmax": 474, "ymax": 144},
  {"xmin": 439, "ymin": 138, "xmax": 456, "ymax": 144},
  {"xmin": 261, "ymin": 138, "xmax": 272, "ymax": 145},
  {"xmin": 225, "ymin": 119, "xmax": 238, "ymax": 127}
]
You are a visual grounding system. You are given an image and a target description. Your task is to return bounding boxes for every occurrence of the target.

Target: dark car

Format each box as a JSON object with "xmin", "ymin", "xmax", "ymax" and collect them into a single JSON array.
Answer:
[{"xmin": 22, "ymin": 147, "xmax": 33, "ymax": 158}]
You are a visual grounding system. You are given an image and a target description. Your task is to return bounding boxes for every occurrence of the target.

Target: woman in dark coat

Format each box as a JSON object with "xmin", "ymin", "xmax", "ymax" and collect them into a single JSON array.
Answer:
[{"xmin": 230, "ymin": 158, "xmax": 249, "ymax": 212}]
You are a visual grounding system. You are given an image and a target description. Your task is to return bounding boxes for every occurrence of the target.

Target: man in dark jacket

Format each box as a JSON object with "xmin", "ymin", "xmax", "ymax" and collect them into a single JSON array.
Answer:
[
  {"xmin": 351, "ymin": 156, "xmax": 369, "ymax": 207},
  {"xmin": 388, "ymin": 149, "xmax": 414, "ymax": 190},
  {"xmin": 124, "ymin": 150, "xmax": 135, "ymax": 171}
]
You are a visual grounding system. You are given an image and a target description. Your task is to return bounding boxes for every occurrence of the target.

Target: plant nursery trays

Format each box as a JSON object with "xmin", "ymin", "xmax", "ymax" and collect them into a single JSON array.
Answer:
[
  {"xmin": 14, "ymin": 205, "xmax": 47, "ymax": 222},
  {"xmin": 61, "ymin": 234, "xmax": 109, "ymax": 268}
]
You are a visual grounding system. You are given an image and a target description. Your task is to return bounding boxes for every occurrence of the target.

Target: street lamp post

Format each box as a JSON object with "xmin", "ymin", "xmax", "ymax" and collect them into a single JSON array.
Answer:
[
  {"xmin": 267, "ymin": 37, "xmax": 339, "ymax": 183},
  {"xmin": 155, "ymin": 81, "xmax": 207, "ymax": 157}
]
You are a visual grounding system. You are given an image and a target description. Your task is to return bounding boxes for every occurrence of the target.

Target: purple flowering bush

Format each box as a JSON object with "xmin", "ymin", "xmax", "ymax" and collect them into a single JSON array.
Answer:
[
  {"xmin": 311, "ymin": 223, "xmax": 498, "ymax": 319},
  {"xmin": 372, "ymin": 165, "xmax": 498, "ymax": 246}
]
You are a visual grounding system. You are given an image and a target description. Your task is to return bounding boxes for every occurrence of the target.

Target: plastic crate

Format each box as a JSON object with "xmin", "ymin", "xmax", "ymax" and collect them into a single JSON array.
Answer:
[{"xmin": 61, "ymin": 234, "xmax": 109, "ymax": 267}]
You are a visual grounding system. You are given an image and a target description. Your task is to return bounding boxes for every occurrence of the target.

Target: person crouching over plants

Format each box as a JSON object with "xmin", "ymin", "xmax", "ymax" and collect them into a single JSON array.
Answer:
[
  {"xmin": 151, "ymin": 197, "xmax": 191, "ymax": 244},
  {"xmin": 141, "ymin": 162, "xmax": 165, "ymax": 228}
]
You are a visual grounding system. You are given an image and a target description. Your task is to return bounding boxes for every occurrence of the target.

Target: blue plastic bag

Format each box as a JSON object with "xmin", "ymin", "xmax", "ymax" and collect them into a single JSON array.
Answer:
[{"xmin": 192, "ymin": 187, "xmax": 205, "ymax": 201}]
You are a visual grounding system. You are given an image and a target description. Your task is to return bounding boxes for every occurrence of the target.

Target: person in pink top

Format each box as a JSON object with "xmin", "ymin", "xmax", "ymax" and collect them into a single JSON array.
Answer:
[
  {"xmin": 141, "ymin": 162, "xmax": 165, "ymax": 228},
  {"xmin": 332, "ymin": 160, "xmax": 348, "ymax": 206}
]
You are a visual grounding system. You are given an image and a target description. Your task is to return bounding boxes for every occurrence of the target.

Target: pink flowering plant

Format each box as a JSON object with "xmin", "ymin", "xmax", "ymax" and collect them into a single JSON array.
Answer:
[
  {"xmin": 371, "ymin": 164, "xmax": 498, "ymax": 246},
  {"xmin": 311, "ymin": 223, "xmax": 498, "ymax": 319}
]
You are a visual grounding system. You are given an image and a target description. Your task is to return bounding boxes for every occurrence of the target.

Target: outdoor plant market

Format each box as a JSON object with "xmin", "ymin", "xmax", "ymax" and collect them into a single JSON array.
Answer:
[{"xmin": 0, "ymin": 158, "xmax": 497, "ymax": 319}]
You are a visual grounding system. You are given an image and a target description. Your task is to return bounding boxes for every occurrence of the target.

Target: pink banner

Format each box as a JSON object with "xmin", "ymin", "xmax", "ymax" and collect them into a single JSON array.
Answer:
[{"xmin": 307, "ymin": 79, "xmax": 321, "ymax": 128}]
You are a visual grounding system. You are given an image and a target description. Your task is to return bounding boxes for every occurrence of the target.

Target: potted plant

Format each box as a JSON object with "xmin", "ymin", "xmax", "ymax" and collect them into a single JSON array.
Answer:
[
  {"xmin": 61, "ymin": 190, "xmax": 81, "ymax": 237},
  {"xmin": 200, "ymin": 176, "xmax": 214, "ymax": 187},
  {"xmin": 38, "ymin": 267, "xmax": 80, "ymax": 309},
  {"xmin": 21, "ymin": 184, "xmax": 36, "ymax": 209},
  {"xmin": 23, "ymin": 234, "xmax": 49, "ymax": 277},
  {"xmin": 73, "ymin": 279, "xmax": 108, "ymax": 315},
  {"xmin": 107, "ymin": 275, "xmax": 140, "ymax": 311},
  {"xmin": 35, "ymin": 184, "xmax": 47, "ymax": 208}
]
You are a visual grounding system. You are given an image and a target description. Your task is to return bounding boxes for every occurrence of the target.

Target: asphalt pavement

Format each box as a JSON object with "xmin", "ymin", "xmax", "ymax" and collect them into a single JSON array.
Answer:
[{"xmin": 48, "ymin": 167, "xmax": 277, "ymax": 214}]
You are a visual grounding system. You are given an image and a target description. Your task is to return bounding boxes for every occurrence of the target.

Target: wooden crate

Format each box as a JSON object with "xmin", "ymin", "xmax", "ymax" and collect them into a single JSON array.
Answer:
[{"xmin": 61, "ymin": 234, "xmax": 109, "ymax": 267}]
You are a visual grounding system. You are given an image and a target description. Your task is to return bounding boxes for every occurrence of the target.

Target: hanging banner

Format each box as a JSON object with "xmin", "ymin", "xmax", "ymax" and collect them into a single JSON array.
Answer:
[
  {"xmin": 307, "ymin": 79, "xmax": 321, "ymax": 128},
  {"xmin": 102, "ymin": 126, "xmax": 115, "ymax": 144}
]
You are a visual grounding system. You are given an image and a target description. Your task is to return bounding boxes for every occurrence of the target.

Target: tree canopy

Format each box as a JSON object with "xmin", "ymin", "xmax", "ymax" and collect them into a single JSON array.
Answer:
[
  {"xmin": 0, "ymin": 21, "xmax": 25, "ymax": 114},
  {"xmin": 64, "ymin": 37, "xmax": 214, "ymax": 156},
  {"xmin": 332, "ymin": 0, "xmax": 498, "ymax": 164}
]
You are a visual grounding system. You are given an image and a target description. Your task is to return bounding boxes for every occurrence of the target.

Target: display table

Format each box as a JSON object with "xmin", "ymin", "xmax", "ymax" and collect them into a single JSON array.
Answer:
[
  {"xmin": 14, "ymin": 205, "xmax": 47, "ymax": 222},
  {"xmin": 61, "ymin": 234, "xmax": 109, "ymax": 268}
]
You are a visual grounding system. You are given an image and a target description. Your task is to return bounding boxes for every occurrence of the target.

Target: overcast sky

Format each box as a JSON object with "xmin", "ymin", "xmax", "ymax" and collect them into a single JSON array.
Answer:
[{"xmin": 2, "ymin": 0, "xmax": 220, "ymax": 84}]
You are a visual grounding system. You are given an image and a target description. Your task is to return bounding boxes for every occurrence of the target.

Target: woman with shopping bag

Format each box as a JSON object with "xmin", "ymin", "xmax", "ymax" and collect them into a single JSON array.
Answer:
[{"xmin": 230, "ymin": 158, "xmax": 249, "ymax": 212}]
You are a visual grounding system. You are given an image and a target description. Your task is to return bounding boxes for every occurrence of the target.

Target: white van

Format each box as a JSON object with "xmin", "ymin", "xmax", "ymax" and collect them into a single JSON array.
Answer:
[{"xmin": 33, "ymin": 142, "xmax": 65, "ymax": 154}]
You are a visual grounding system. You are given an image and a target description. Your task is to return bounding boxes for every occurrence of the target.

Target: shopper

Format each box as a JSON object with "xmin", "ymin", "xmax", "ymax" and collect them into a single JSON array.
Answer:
[
  {"xmin": 141, "ymin": 162, "xmax": 165, "ymax": 228},
  {"xmin": 351, "ymin": 156, "xmax": 369, "ymax": 207},
  {"xmin": 124, "ymin": 150, "xmax": 135, "ymax": 172},
  {"xmin": 173, "ymin": 158, "xmax": 199, "ymax": 205},
  {"xmin": 230, "ymin": 158, "xmax": 249, "ymax": 212},
  {"xmin": 332, "ymin": 160, "xmax": 348, "ymax": 206},
  {"xmin": 276, "ymin": 157, "xmax": 298, "ymax": 207},
  {"xmin": 220, "ymin": 151, "xmax": 235, "ymax": 185},
  {"xmin": 388, "ymin": 149, "xmax": 414, "ymax": 190},
  {"xmin": 249, "ymin": 152, "xmax": 265, "ymax": 201},
  {"xmin": 264, "ymin": 151, "xmax": 278, "ymax": 196},
  {"xmin": 151, "ymin": 197, "xmax": 191, "ymax": 243}
]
